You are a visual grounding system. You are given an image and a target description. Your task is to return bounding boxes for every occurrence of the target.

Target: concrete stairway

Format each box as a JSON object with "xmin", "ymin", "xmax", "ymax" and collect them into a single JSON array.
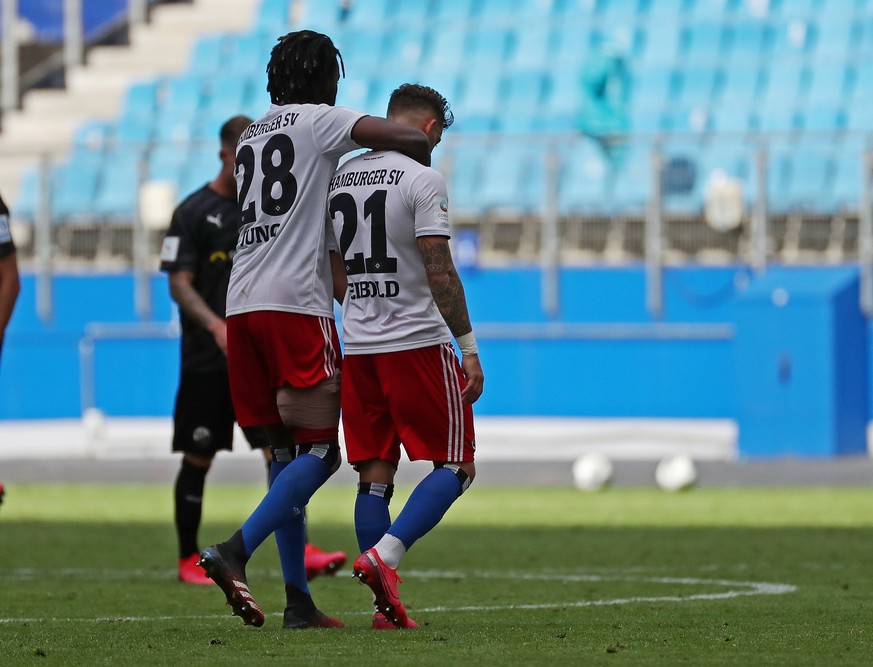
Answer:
[{"xmin": 0, "ymin": 0, "xmax": 260, "ymax": 204}]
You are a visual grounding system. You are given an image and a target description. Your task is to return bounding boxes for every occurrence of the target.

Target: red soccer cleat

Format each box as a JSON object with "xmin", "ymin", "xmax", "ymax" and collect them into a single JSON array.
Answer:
[
  {"xmin": 372, "ymin": 610, "xmax": 418, "ymax": 630},
  {"xmin": 305, "ymin": 543, "xmax": 347, "ymax": 580},
  {"xmin": 178, "ymin": 553, "xmax": 212, "ymax": 585},
  {"xmin": 198, "ymin": 543, "xmax": 265, "ymax": 627},
  {"xmin": 352, "ymin": 548, "xmax": 411, "ymax": 628}
]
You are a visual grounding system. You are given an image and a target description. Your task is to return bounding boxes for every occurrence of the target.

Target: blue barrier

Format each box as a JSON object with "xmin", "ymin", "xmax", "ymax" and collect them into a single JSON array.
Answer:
[{"xmin": 0, "ymin": 266, "xmax": 868, "ymax": 458}]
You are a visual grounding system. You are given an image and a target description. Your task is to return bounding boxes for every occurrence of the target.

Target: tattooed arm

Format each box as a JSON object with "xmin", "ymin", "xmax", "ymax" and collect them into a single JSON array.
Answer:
[
  {"xmin": 169, "ymin": 269, "xmax": 227, "ymax": 355},
  {"xmin": 417, "ymin": 235, "xmax": 484, "ymax": 403}
]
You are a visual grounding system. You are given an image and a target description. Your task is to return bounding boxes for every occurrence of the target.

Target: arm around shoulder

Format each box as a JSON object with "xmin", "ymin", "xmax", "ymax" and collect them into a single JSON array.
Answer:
[{"xmin": 351, "ymin": 116, "xmax": 431, "ymax": 167}]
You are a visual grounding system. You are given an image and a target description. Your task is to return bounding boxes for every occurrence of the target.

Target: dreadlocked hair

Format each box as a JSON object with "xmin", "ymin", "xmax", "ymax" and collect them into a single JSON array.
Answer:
[
  {"xmin": 266, "ymin": 30, "xmax": 345, "ymax": 105},
  {"xmin": 387, "ymin": 83, "xmax": 454, "ymax": 129}
]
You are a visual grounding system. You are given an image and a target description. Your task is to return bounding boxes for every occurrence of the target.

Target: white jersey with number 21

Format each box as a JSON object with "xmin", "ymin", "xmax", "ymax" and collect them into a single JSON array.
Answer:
[
  {"xmin": 328, "ymin": 150, "xmax": 453, "ymax": 355},
  {"xmin": 226, "ymin": 103, "xmax": 364, "ymax": 318}
]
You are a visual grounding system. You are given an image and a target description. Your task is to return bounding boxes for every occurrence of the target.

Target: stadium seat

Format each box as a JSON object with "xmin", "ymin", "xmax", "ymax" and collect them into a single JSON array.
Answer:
[
  {"xmin": 147, "ymin": 144, "xmax": 188, "ymax": 186},
  {"xmin": 421, "ymin": 28, "xmax": 467, "ymax": 71},
  {"xmin": 93, "ymin": 151, "xmax": 144, "ymax": 220},
  {"xmin": 52, "ymin": 161, "xmax": 100, "ymax": 221},
  {"xmin": 13, "ymin": 167, "xmax": 40, "ymax": 221},
  {"xmin": 478, "ymin": 146, "xmax": 541, "ymax": 213},
  {"xmin": 342, "ymin": 0, "xmax": 391, "ymax": 28},
  {"xmin": 558, "ymin": 141, "xmax": 611, "ymax": 214},
  {"xmin": 466, "ymin": 27, "xmax": 513, "ymax": 68},
  {"xmin": 636, "ymin": 22, "xmax": 682, "ymax": 66},
  {"xmin": 72, "ymin": 120, "xmax": 114, "ymax": 151},
  {"xmin": 186, "ymin": 34, "xmax": 226, "ymax": 75},
  {"xmin": 729, "ymin": 20, "xmax": 770, "ymax": 60},
  {"xmin": 432, "ymin": 0, "xmax": 477, "ymax": 23},
  {"xmin": 508, "ymin": 23, "xmax": 552, "ymax": 70},
  {"xmin": 683, "ymin": 22, "xmax": 731, "ymax": 62},
  {"xmin": 254, "ymin": 0, "xmax": 290, "ymax": 31},
  {"xmin": 382, "ymin": 28, "xmax": 427, "ymax": 70}
]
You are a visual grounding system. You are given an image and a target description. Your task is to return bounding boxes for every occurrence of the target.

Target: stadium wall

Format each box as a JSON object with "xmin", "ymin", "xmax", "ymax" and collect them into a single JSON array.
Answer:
[{"xmin": 0, "ymin": 266, "xmax": 867, "ymax": 458}]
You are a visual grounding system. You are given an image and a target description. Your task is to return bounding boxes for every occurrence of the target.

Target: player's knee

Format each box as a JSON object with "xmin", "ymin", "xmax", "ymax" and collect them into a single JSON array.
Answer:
[
  {"xmin": 182, "ymin": 453, "xmax": 213, "ymax": 471},
  {"xmin": 435, "ymin": 462, "xmax": 475, "ymax": 493}
]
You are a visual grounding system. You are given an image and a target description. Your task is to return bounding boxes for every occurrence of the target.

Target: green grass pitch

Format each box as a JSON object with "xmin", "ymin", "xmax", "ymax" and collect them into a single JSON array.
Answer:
[{"xmin": 1, "ymin": 483, "xmax": 871, "ymax": 665}]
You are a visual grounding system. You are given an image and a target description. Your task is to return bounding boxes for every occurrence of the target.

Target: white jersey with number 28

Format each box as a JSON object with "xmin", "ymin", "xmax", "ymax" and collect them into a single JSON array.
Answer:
[
  {"xmin": 226, "ymin": 103, "xmax": 364, "ymax": 318},
  {"xmin": 328, "ymin": 150, "xmax": 453, "ymax": 355}
]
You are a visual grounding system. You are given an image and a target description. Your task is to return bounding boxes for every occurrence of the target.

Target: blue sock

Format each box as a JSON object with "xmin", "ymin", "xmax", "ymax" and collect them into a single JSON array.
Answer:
[
  {"xmin": 388, "ymin": 468, "xmax": 462, "ymax": 550},
  {"xmin": 275, "ymin": 511, "xmax": 308, "ymax": 593},
  {"xmin": 241, "ymin": 453, "xmax": 333, "ymax": 556},
  {"xmin": 265, "ymin": 459, "xmax": 310, "ymax": 594},
  {"xmin": 355, "ymin": 489, "xmax": 392, "ymax": 552}
]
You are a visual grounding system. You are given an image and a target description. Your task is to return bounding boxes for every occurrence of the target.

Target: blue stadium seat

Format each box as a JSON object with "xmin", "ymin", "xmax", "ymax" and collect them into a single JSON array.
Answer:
[
  {"xmin": 439, "ymin": 145, "xmax": 485, "ymax": 214},
  {"xmin": 93, "ymin": 151, "xmax": 144, "ymax": 220},
  {"xmin": 558, "ymin": 140, "xmax": 611, "ymax": 214},
  {"xmin": 677, "ymin": 67, "xmax": 720, "ymax": 107},
  {"xmin": 13, "ymin": 168, "xmax": 40, "ymax": 220},
  {"xmin": 708, "ymin": 105, "xmax": 754, "ymax": 134},
  {"xmin": 719, "ymin": 65, "xmax": 762, "ymax": 105},
  {"xmin": 118, "ymin": 79, "xmax": 160, "ymax": 127},
  {"xmin": 773, "ymin": 0, "xmax": 821, "ymax": 21},
  {"xmin": 155, "ymin": 73, "xmax": 205, "ymax": 120},
  {"xmin": 224, "ymin": 32, "xmax": 270, "ymax": 76},
  {"xmin": 687, "ymin": 0, "xmax": 735, "ymax": 20},
  {"xmin": 811, "ymin": 11, "xmax": 858, "ymax": 61},
  {"xmin": 806, "ymin": 63, "xmax": 852, "ymax": 105},
  {"xmin": 636, "ymin": 22, "xmax": 681, "ymax": 66},
  {"xmin": 72, "ymin": 120, "xmax": 114, "ymax": 151},
  {"xmin": 508, "ymin": 23, "xmax": 552, "ymax": 70},
  {"xmin": 830, "ymin": 153, "xmax": 861, "ymax": 210},
  {"xmin": 551, "ymin": 23, "xmax": 591, "ymax": 67},
  {"xmin": 186, "ymin": 34, "xmax": 226, "ymax": 75},
  {"xmin": 683, "ymin": 23, "xmax": 731, "ymax": 62},
  {"xmin": 432, "ymin": 0, "xmax": 477, "ymax": 23},
  {"xmin": 389, "ymin": 0, "xmax": 431, "ymax": 24},
  {"xmin": 254, "ymin": 0, "xmax": 290, "ymax": 31},
  {"xmin": 729, "ymin": 20, "xmax": 770, "ymax": 60},
  {"xmin": 629, "ymin": 67, "xmax": 675, "ymax": 108},
  {"xmin": 422, "ymin": 28, "xmax": 467, "ymax": 71},
  {"xmin": 202, "ymin": 74, "xmax": 250, "ymax": 117},
  {"xmin": 479, "ymin": 0, "xmax": 558, "ymax": 21},
  {"xmin": 799, "ymin": 105, "xmax": 845, "ymax": 133},
  {"xmin": 454, "ymin": 71, "xmax": 502, "ymax": 119},
  {"xmin": 478, "ymin": 146, "xmax": 540, "ymax": 212},
  {"xmin": 753, "ymin": 101, "xmax": 801, "ymax": 134},
  {"xmin": 147, "ymin": 145, "xmax": 188, "ymax": 185},
  {"xmin": 466, "ymin": 27, "xmax": 513, "ymax": 67},
  {"xmin": 758, "ymin": 61, "xmax": 808, "ymax": 107},
  {"xmin": 610, "ymin": 144, "xmax": 653, "ymax": 211},
  {"xmin": 382, "ymin": 28, "xmax": 427, "ymax": 69},
  {"xmin": 769, "ymin": 19, "xmax": 814, "ymax": 55},
  {"xmin": 52, "ymin": 160, "xmax": 100, "ymax": 220},
  {"xmin": 782, "ymin": 145, "xmax": 834, "ymax": 211},
  {"xmin": 343, "ymin": 0, "xmax": 391, "ymax": 28}
]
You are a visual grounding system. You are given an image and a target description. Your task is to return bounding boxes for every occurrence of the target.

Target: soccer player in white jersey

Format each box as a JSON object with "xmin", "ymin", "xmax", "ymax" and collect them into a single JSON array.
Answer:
[
  {"xmin": 328, "ymin": 84, "xmax": 484, "ymax": 629},
  {"xmin": 198, "ymin": 31, "xmax": 431, "ymax": 630}
]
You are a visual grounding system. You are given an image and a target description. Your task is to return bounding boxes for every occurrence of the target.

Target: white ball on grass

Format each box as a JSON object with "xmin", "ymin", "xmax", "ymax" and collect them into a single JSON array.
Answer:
[
  {"xmin": 655, "ymin": 455, "xmax": 698, "ymax": 492},
  {"xmin": 572, "ymin": 453, "xmax": 614, "ymax": 492}
]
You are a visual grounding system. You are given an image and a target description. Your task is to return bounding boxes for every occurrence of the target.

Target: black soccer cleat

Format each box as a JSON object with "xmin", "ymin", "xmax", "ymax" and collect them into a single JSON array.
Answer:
[
  {"xmin": 281, "ymin": 583, "xmax": 344, "ymax": 629},
  {"xmin": 198, "ymin": 541, "xmax": 265, "ymax": 628}
]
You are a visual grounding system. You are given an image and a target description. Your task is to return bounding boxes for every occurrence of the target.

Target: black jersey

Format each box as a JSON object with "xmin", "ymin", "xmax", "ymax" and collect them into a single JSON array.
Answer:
[
  {"xmin": 159, "ymin": 185, "xmax": 241, "ymax": 373},
  {"xmin": 0, "ymin": 194, "xmax": 14, "ymax": 259}
]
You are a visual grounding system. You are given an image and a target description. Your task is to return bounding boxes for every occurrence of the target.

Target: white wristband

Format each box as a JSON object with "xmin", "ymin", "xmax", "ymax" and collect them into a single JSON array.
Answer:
[{"xmin": 456, "ymin": 331, "xmax": 478, "ymax": 356}]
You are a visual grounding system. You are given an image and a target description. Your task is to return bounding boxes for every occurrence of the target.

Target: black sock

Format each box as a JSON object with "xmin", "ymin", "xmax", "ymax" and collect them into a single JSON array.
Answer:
[{"xmin": 174, "ymin": 459, "xmax": 207, "ymax": 559}]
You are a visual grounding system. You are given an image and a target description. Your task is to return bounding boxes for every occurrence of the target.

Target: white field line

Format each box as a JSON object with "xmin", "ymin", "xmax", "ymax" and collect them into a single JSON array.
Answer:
[{"xmin": 0, "ymin": 567, "xmax": 796, "ymax": 624}]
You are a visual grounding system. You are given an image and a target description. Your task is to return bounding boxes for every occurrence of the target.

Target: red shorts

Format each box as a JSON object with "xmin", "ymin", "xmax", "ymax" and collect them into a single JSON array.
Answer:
[
  {"xmin": 227, "ymin": 311, "xmax": 341, "ymax": 428},
  {"xmin": 342, "ymin": 343, "xmax": 475, "ymax": 467}
]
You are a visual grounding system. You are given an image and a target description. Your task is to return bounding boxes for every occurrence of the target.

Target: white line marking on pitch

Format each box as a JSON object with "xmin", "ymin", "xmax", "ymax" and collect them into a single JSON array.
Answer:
[{"xmin": 0, "ymin": 568, "xmax": 796, "ymax": 624}]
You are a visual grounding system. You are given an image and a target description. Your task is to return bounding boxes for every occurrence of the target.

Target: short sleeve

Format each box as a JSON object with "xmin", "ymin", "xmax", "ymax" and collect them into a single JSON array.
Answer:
[
  {"xmin": 311, "ymin": 105, "xmax": 366, "ymax": 158},
  {"xmin": 410, "ymin": 168, "xmax": 451, "ymax": 239},
  {"xmin": 159, "ymin": 204, "xmax": 199, "ymax": 272}
]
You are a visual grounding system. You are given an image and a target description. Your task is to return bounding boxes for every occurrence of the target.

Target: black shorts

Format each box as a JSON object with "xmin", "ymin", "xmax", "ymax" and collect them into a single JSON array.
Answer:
[{"xmin": 172, "ymin": 369, "xmax": 269, "ymax": 454}]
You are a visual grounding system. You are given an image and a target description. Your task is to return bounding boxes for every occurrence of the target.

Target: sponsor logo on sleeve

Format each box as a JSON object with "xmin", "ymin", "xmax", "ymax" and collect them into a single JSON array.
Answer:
[
  {"xmin": 433, "ymin": 196, "xmax": 449, "ymax": 224},
  {"xmin": 0, "ymin": 214, "xmax": 11, "ymax": 243},
  {"xmin": 160, "ymin": 236, "xmax": 180, "ymax": 262}
]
